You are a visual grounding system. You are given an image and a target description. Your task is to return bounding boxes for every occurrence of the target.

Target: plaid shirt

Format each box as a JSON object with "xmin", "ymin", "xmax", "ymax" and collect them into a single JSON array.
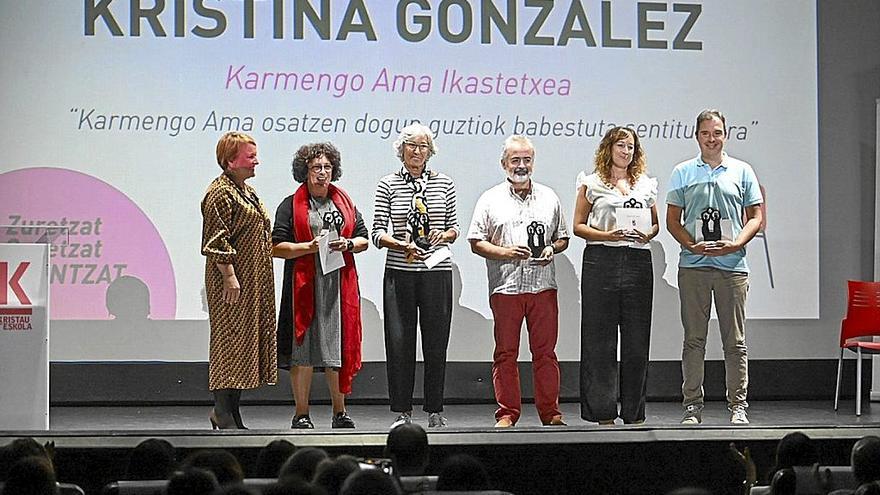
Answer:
[{"xmin": 467, "ymin": 180, "xmax": 569, "ymax": 295}]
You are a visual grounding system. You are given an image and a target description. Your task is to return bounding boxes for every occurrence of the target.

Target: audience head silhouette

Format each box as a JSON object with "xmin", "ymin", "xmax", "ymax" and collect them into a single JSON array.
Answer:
[
  {"xmin": 340, "ymin": 469, "xmax": 402, "ymax": 495},
  {"xmin": 255, "ymin": 439, "xmax": 297, "ymax": 478},
  {"xmin": 279, "ymin": 447, "xmax": 329, "ymax": 483},
  {"xmin": 125, "ymin": 438, "xmax": 176, "ymax": 480},
  {"xmin": 385, "ymin": 423, "xmax": 429, "ymax": 477},
  {"xmin": 166, "ymin": 467, "xmax": 219, "ymax": 495},
  {"xmin": 180, "ymin": 449, "xmax": 243, "ymax": 486}
]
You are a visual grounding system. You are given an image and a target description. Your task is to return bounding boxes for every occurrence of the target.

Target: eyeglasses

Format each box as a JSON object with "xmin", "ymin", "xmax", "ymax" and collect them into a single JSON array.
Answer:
[
  {"xmin": 309, "ymin": 164, "xmax": 334, "ymax": 173},
  {"xmin": 404, "ymin": 141, "xmax": 431, "ymax": 152}
]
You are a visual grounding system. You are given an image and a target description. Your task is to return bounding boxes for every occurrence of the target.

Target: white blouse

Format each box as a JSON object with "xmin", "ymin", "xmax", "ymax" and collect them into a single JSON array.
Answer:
[{"xmin": 576, "ymin": 171, "xmax": 658, "ymax": 249}]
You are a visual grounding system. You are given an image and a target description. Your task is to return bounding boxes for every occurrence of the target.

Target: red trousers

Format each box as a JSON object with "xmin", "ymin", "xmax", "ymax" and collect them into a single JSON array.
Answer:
[{"xmin": 489, "ymin": 289, "xmax": 561, "ymax": 424}]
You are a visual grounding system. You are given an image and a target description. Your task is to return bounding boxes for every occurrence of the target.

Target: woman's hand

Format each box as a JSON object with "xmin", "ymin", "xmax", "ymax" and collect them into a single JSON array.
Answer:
[
  {"xmin": 222, "ymin": 273, "xmax": 240, "ymax": 304},
  {"xmin": 606, "ymin": 229, "xmax": 630, "ymax": 242},
  {"xmin": 302, "ymin": 237, "xmax": 321, "ymax": 254},
  {"xmin": 626, "ymin": 229, "xmax": 651, "ymax": 244},
  {"xmin": 329, "ymin": 237, "xmax": 351, "ymax": 252},
  {"xmin": 428, "ymin": 229, "xmax": 446, "ymax": 246},
  {"xmin": 402, "ymin": 241, "xmax": 427, "ymax": 262}
]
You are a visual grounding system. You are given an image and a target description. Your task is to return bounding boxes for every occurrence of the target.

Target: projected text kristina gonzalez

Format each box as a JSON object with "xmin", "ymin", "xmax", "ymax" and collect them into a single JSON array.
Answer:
[{"xmin": 83, "ymin": 0, "xmax": 702, "ymax": 50}]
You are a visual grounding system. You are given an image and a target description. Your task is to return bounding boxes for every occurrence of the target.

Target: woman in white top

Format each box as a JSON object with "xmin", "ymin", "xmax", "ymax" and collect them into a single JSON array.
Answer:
[{"xmin": 573, "ymin": 126, "xmax": 659, "ymax": 425}]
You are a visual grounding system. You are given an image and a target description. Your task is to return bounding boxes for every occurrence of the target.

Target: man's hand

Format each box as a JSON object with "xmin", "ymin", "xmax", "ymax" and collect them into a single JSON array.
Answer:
[
  {"xmin": 505, "ymin": 245, "xmax": 532, "ymax": 261},
  {"xmin": 703, "ymin": 240, "xmax": 741, "ymax": 256},
  {"xmin": 533, "ymin": 245, "xmax": 555, "ymax": 266}
]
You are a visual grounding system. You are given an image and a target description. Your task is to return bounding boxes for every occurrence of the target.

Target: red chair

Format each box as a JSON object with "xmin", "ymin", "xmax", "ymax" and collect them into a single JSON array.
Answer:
[{"xmin": 834, "ymin": 280, "xmax": 880, "ymax": 415}]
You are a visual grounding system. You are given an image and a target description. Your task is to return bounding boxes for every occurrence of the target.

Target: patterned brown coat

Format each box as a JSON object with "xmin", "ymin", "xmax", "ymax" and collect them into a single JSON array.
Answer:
[{"xmin": 201, "ymin": 174, "xmax": 277, "ymax": 390}]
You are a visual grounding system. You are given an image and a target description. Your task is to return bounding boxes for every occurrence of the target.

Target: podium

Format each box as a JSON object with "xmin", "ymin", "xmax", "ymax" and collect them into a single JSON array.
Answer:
[{"xmin": 0, "ymin": 226, "xmax": 65, "ymax": 430}]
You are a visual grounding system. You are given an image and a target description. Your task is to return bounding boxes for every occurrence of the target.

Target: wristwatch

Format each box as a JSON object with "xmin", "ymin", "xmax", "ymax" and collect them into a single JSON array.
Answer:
[{"xmin": 345, "ymin": 239, "xmax": 354, "ymax": 251}]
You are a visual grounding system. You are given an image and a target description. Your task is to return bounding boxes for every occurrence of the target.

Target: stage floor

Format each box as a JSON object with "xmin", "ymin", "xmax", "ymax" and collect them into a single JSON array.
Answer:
[
  {"xmin": 2, "ymin": 400, "xmax": 877, "ymax": 495},
  {"xmin": 2, "ymin": 400, "xmax": 873, "ymax": 449}
]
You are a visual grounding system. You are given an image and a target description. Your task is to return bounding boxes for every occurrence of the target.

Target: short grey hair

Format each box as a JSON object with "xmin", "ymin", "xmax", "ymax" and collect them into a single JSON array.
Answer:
[
  {"xmin": 500, "ymin": 135, "xmax": 535, "ymax": 162},
  {"xmin": 392, "ymin": 123, "xmax": 438, "ymax": 163}
]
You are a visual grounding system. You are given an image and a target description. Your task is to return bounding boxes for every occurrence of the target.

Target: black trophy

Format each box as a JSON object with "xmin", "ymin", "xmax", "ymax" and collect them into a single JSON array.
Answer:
[
  {"xmin": 700, "ymin": 207, "xmax": 722, "ymax": 242},
  {"xmin": 407, "ymin": 194, "xmax": 432, "ymax": 250},
  {"xmin": 322, "ymin": 211, "xmax": 345, "ymax": 234},
  {"xmin": 622, "ymin": 198, "xmax": 644, "ymax": 209},
  {"xmin": 526, "ymin": 221, "xmax": 547, "ymax": 258}
]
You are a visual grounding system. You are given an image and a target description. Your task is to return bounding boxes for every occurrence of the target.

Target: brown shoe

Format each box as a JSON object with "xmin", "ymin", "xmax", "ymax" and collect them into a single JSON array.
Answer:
[
  {"xmin": 544, "ymin": 415, "xmax": 567, "ymax": 426},
  {"xmin": 598, "ymin": 419, "xmax": 616, "ymax": 426},
  {"xmin": 494, "ymin": 417, "xmax": 514, "ymax": 428}
]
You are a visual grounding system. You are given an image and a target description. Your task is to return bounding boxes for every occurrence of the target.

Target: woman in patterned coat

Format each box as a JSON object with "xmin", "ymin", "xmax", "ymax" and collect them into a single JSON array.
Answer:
[{"xmin": 201, "ymin": 131, "xmax": 277, "ymax": 429}]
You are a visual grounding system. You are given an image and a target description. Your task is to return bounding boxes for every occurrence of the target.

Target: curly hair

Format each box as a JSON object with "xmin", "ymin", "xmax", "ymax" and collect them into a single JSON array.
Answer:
[
  {"xmin": 291, "ymin": 142, "xmax": 342, "ymax": 183},
  {"xmin": 593, "ymin": 126, "xmax": 646, "ymax": 186}
]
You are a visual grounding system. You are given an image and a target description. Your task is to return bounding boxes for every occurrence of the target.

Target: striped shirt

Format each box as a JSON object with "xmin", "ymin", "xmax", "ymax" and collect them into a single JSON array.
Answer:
[
  {"xmin": 467, "ymin": 180, "xmax": 569, "ymax": 295},
  {"xmin": 371, "ymin": 167, "xmax": 459, "ymax": 271}
]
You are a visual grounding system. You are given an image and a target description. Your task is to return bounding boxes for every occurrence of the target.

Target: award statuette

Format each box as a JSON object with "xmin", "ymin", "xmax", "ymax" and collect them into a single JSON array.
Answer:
[
  {"xmin": 526, "ymin": 221, "xmax": 547, "ymax": 258},
  {"xmin": 407, "ymin": 193, "xmax": 432, "ymax": 251},
  {"xmin": 322, "ymin": 210, "xmax": 345, "ymax": 234},
  {"xmin": 699, "ymin": 207, "xmax": 722, "ymax": 242}
]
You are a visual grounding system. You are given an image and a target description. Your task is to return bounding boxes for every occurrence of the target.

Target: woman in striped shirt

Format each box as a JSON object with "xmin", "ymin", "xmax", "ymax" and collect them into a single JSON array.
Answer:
[{"xmin": 371, "ymin": 123, "xmax": 459, "ymax": 428}]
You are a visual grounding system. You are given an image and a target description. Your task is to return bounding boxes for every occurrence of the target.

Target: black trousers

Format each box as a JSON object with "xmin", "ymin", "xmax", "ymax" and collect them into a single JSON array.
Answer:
[
  {"xmin": 383, "ymin": 269, "xmax": 452, "ymax": 413},
  {"xmin": 580, "ymin": 245, "xmax": 653, "ymax": 423}
]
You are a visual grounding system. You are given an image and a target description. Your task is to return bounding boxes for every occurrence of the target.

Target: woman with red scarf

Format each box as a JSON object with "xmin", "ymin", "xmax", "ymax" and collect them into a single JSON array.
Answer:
[{"xmin": 272, "ymin": 142, "xmax": 369, "ymax": 429}]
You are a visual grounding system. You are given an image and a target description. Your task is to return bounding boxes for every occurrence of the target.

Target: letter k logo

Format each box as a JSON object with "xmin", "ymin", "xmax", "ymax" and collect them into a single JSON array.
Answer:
[{"xmin": 0, "ymin": 262, "xmax": 31, "ymax": 305}]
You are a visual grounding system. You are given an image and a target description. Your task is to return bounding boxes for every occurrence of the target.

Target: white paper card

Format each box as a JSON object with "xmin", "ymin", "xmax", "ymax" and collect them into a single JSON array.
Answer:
[
  {"xmin": 694, "ymin": 218, "xmax": 734, "ymax": 243},
  {"xmin": 423, "ymin": 246, "xmax": 451, "ymax": 269},
  {"xmin": 615, "ymin": 207, "xmax": 651, "ymax": 234},
  {"xmin": 318, "ymin": 231, "xmax": 345, "ymax": 275}
]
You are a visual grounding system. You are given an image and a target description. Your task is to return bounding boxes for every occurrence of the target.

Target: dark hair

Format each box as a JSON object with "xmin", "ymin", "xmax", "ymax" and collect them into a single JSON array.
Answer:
[
  {"xmin": 696, "ymin": 109, "xmax": 726, "ymax": 134},
  {"xmin": 436, "ymin": 454, "xmax": 490, "ymax": 491},
  {"xmin": 0, "ymin": 438, "xmax": 53, "ymax": 481},
  {"xmin": 770, "ymin": 468, "xmax": 796, "ymax": 495},
  {"xmin": 279, "ymin": 447, "xmax": 329, "ymax": 483},
  {"xmin": 125, "ymin": 438, "xmax": 176, "ymax": 480},
  {"xmin": 340, "ymin": 469, "xmax": 402, "ymax": 495},
  {"xmin": 180, "ymin": 450, "xmax": 244, "ymax": 485},
  {"xmin": 255, "ymin": 440, "xmax": 297, "ymax": 478},
  {"xmin": 292, "ymin": 143, "xmax": 342, "ymax": 183},
  {"xmin": 384, "ymin": 423, "xmax": 428, "ymax": 476},
  {"xmin": 772, "ymin": 432, "xmax": 818, "ymax": 473},
  {"xmin": 853, "ymin": 436, "xmax": 880, "ymax": 484},
  {"xmin": 2, "ymin": 456, "xmax": 58, "ymax": 495},
  {"xmin": 313, "ymin": 456, "xmax": 360, "ymax": 495},
  {"xmin": 166, "ymin": 468, "xmax": 219, "ymax": 495},
  {"xmin": 212, "ymin": 485, "xmax": 260, "ymax": 495},
  {"xmin": 263, "ymin": 477, "xmax": 328, "ymax": 495}
]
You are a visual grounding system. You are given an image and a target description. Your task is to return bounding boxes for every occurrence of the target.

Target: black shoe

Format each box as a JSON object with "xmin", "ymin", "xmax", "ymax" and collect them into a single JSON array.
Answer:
[
  {"xmin": 291, "ymin": 414, "xmax": 314, "ymax": 429},
  {"xmin": 332, "ymin": 411, "xmax": 356, "ymax": 429}
]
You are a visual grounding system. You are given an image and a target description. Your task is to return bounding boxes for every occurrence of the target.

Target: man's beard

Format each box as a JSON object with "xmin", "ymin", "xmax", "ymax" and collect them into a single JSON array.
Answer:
[{"xmin": 507, "ymin": 168, "xmax": 531, "ymax": 184}]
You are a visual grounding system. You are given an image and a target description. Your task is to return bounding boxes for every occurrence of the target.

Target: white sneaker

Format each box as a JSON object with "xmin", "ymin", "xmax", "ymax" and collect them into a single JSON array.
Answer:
[
  {"xmin": 390, "ymin": 411, "xmax": 412, "ymax": 429},
  {"xmin": 680, "ymin": 405, "xmax": 703, "ymax": 424},
  {"xmin": 730, "ymin": 406, "xmax": 749, "ymax": 424}
]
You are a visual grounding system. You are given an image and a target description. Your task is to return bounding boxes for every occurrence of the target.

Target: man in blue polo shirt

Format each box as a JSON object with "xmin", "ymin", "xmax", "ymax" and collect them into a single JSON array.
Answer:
[{"xmin": 666, "ymin": 109, "xmax": 764, "ymax": 425}]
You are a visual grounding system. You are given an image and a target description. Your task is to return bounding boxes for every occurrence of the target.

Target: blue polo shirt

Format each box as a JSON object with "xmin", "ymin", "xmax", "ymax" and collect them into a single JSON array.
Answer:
[{"xmin": 666, "ymin": 153, "xmax": 763, "ymax": 273}]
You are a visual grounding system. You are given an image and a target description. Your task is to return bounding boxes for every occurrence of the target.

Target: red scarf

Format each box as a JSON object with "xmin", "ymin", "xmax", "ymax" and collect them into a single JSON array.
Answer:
[{"xmin": 292, "ymin": 183, "xmax": 362, "ymax": 394}]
